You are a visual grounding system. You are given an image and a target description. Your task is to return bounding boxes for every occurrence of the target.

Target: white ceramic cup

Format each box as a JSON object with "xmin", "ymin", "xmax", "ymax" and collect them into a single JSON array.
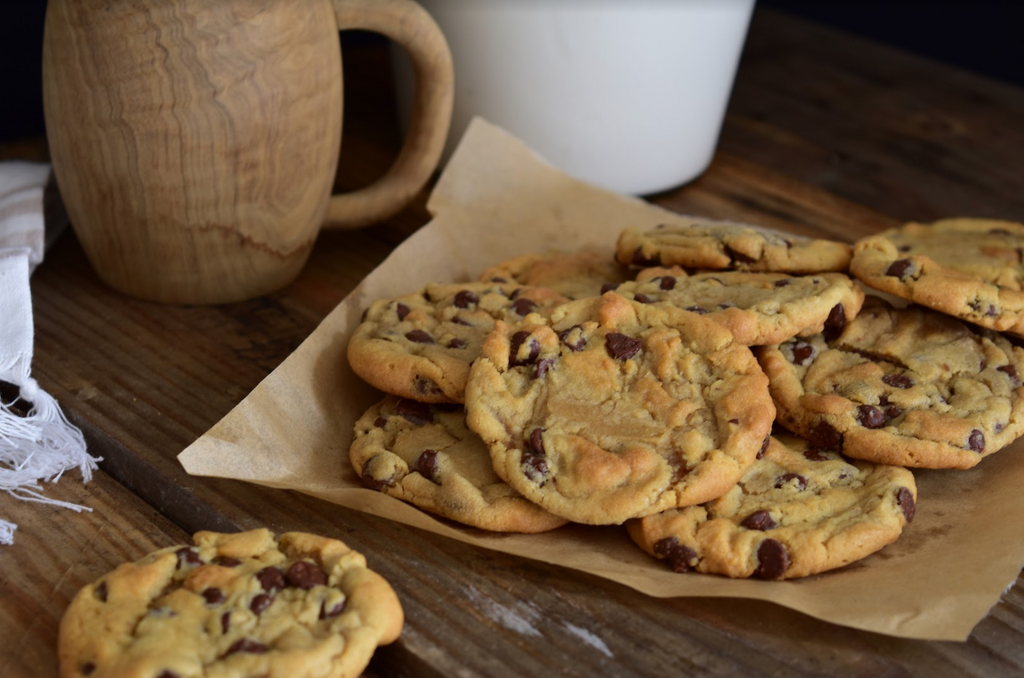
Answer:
[{"xmin": 392, "ymin": 0, "xmax": 755, "ymax": 195}]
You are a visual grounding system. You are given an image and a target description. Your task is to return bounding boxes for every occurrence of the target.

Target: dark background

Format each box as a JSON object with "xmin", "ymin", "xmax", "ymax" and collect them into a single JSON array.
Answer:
[{"xmin": 3, "ymin": 1, "xmax": 1023, "ymax": 144}]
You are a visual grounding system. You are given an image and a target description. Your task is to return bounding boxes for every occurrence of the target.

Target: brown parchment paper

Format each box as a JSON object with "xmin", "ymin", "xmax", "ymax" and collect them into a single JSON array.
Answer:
[{"xmin": 179, "ymin": 117, "xmax": 1024, "ymax": 641}]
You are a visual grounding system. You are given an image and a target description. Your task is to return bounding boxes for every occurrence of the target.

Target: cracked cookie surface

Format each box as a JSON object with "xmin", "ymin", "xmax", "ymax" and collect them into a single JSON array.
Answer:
[
  {"xmin": 613, "ymin": 268, "xmax": 865, "ymax": 346},
  {"xmin": 464, "ymin": 292, "xmax": 775, "ymax": 525},
  {"xmin": 58, "ymin": 529, "xmax": 403, "ymax": 678},
  {"xmin": 478, "ymin": 248, "xmax": 632, "ymax": 300},
  {"xmin": 627, "ymin": 433, "xmax": 917, "ymax": 580},
  {"xmin": 850, "ymin": 218, "xmax": 1024, "ymax": 336},
  {"xmin": 351, "ymin": 396, "xmax": 567, "ymax": 532},
  {"xmin": 615, "ymin": 221, "xmax": 852, "ymax": 273},
  {"xmin": 757, "ymin": 299, "xmax": 1024, "ymax": 469},
  {"xmin": 348, "ymin": 282, "xmax": 569, "ymax": 403}
]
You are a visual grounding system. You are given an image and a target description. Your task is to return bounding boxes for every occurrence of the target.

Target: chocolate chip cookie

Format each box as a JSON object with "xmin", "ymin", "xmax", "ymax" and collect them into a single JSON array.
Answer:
[
  {"xmin": 758, "ymin": 299, "xmax": 1024, "ymax": 469},
  {"xmin": 627, "ymin": 433, "xmax": 917, "ymax": 580},
  {"xmin": 58, "ymin": 529, "xmax": 403, "ymax": 678},
  {"xmin": 612, "ymin": 268, "xmax": 865, "ymax": 346},
  {"xmin": 478, "ymin": 248, "xmax": 632, "ymax": 300},
  {"xmin": 351, "ymin": 396, "xmax": 567, "ymax": 532},
  {"xmin": 348, "ymin": 282, "xmax": 570, "ymax": 403},
  {"xmin": 616, "ymin": 221, "xmax": 853, "ymax": 273},
  {"xmin": 850, "ymin": 218, "xmax": 1024, "ymax": 336},
  {"xmin": 464, "ymin": 292, "xmax": 775, "ymax": 525}
]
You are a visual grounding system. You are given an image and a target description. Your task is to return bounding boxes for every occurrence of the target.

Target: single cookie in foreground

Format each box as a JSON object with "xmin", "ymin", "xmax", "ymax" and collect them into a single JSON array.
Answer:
[
  {"xmin": 627, "ymin": 433, "xmax": 917, "ymax": 580},
  {"xmin": 351, "ymin": 395, "xmax": 568, "ymax": 533},
  {"xmin": 850, "ymin": 218, "xmax": 1024, "ymax": 336},
  {"xmin": 616, "ymin": 221, "xmax": 852, "ymax": 273},
  {"xmin": 348, "ymin": 282, "xmax": 570, "ymax": 403},
  {"xmin": 58, "ymin": 529, "xmax": 403, "ymax": 678},
  {"xmin": 465, "ymin": 292, "xmax": 775, "ymax": 525},
  {"xmin": 478, "ymin": 248, "xmax": 633, "ymax": 300},
  {"xmin": 613, "ymin": 268, "xmax": 865, "ymax": 346},
  {"xmin": 758, "ymin": 299, "xmax": 1024, "ymax": 469}
]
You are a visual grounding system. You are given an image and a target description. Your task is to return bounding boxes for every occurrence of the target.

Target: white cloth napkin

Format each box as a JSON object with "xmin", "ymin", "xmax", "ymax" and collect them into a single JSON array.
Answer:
[{"xmin": 0, "ymin": 161, "xmax": 99, "ymax": 544}]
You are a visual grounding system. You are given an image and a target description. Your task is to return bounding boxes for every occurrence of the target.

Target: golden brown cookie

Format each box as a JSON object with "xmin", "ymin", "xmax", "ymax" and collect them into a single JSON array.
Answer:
[
  {"xmin": 478, "ymin": 248, "xmax": 632, "ymax": 300},
  {"xmin": 351, "ymin": 396, "xmax": 567, "ymax": 532},
  {"xmin": 465, "ymin": 292, "xmax": 775, "ymax": 525},
  {"xmin": 616, "ymin": 221, "xmax": 852, "ymax": 273},
  {"xmin": 628, "ymin": 433, "xmax": 917, "ymax": 580},
  {"xmin": 613, "ymin": 267, "xmax": 865, "ymax": 346},
  {"xmin": 348, "ymin": 281, "xmax": 569, "ymax": 403},
  {"xmin": 850, "ymin": 218, "xmax": 1024, "ymax": 336},
  {"xmin": 758, "ymin": 299, "xmax": 1024, "ymax": 469},
  {"xmin": 58, "ymin": 529, "xmax": 402, "ymax": 678}
]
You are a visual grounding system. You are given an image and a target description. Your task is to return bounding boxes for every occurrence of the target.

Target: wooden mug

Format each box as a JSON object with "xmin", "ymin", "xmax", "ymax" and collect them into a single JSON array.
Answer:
[{"xmin": 42, "ymin": 0, "xmax": 453, "ymax": 304}]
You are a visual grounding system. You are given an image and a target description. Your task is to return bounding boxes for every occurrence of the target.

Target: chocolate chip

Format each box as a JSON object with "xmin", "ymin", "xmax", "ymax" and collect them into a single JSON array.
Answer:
[
  {"xmin": 522, "ymin": 452, "xmax": 549, "ymax": 483},
  {"xmin": 803, "ymin": 447, "xmax": 831, "ymax": 462},
  {"xmin": 606, "ymin": 332, "xmax": 642, "ymax": 360},
  {"xmin": 897, "ymin": 244, "xmax": 912, "ymax": 252},
  {"xmin": 360, "ymin": 466, "xmax": 396, "ymax": 491},
  {"xmin": 968, "ymin": 429, "xmax": 985, "ymax": 453},
  {"xmin": 685, "ymin": 305, "xmax": 708, "ymax": 315},
  {"xmin": 221, "ymin": 611, "xmax": 231, "ymax": 633},
  {"xmin": 511, "ymin": 298, "xmax": 537, "ymax": 316},
  {"xmin": 757, "ymin": 435, "xmax": 771, "ymax": 459},
  {"xmin": 81, "ymin": 663, "xmax": 96, "ymax": 676},
  {"xmin": 658, "ymin": 276, "xmax": 677, "ymax": 290},
  {"xmin": 789, "ymin": 341, "xmax": 814, "ymax": 365},
  {"xmin": 509, "ymin": 330, "xmax": 541, "ymax": 367},
  {"xmin": 634, "ymin": 293, "xmax": 654, "ymax": 304},
  {"xmin": 286, "ymin": 561, "xmax": 328, "ymax": 590},
  {"xmin": 774, "ymin": 278, "xmax": 792, "ymax": 287},
  {"xmin": 653, "ymin": 537, "xmax": 698, "ymax": 573},
  {"xmin": 415, "ymin": 450, "xmax": 440, "ymax": 483},
  {"xmin": 489, "ymin": 276, "xmax": 508, "ymax": 283},
  {"xmin": 823, "ymin": 303, "xmax": 847, "ymax": 341},
  {"xmin": 453, "ymin": 290, "xmax": 479, "ymax": 308},
  {"xmin": 529, "ymin": 428, "xmax": 546, "ymax": 456},
  {"xmin": 202, "ymin": 588, "xmax": 224, "ymax": 605},
  {"xmin": 256, "ymin": 566, "xmax": 286, "ymax": 592},
  {"xmin": 213, "ymin": 556, "xmax": 241, "ymax": 567},
  {"xmin": 405, "ymin": 329, "xmax": 434, "ymax": 344},
  {"xmin": 559, "ymin": 325, "xmax": 587, "ymax": 351},
  {"xmin": 998, "ymin": 364, "xmax": 1019, "ymax": 383},
  {"xmin": 396, "ymin": 303, "xmax": 410, "ymax": 320},
  {"xmin": 175, "ymin": 547, "xmax": 201, "ymax": 568},
  {"xmin": 600, "ymin": 283, "xmax": 620, "ymax": 294},
  {"xmin": 226, "ymin": 639, "xmax": 268, "ymax": 656},
  {"xmin": 451, "ymin": 316, "xmax": 473, "ymax": 326},
  {"xmin": 878, "ymin": 395, "xmax": 903, "ymax": 421},
  {"xmin": 882, "ymin": 373, "xmax": 914, "ymax": 389},
  {"xmin": 320, "ymin": 600, "xmax": 346, "ymax": 619},
  {"xmin": 775, "ymin": 473, "xmax": 808, "ymax": 491},
  {"xmin": 414, "ymin": 376, "xmax": 442, "ymax": 395},
  {"xmin": 448, "ymin": 338, "xmax": 467, "ymax": 349},
  {"xmin": 396, "ymin": 399, "xmax": 432, "ymax": 425},
  {"xmin": 725, "ymin": 245, "xmax": 756, "ymax": 264},
  {"xmin": 250, "ymin": 593, "xmax": 273, "ymax": 615},
  {"xmin": 632, "ymin": 246, "xmax": 658, "ymax": 266},
  {"xmin": 535, "ymin": 358, "xmax": 555, "ymax": 379},
  {"xmin": 885, "ymin": 258, "xmax": 913, "ymax": 279},
  {"xmin": 896, "ymin": 487, "xmax": 916, "ymax": 523},
  {"xmin": 740, "ymin": 509, "xmax": 776, "ymax": 531},
  {"xmin": 94, "ymin": 581, "xmax": 108, "ymax": 602},
  {"xmin": 809, "ymin": 420, "xmax": 842, "ymax": 451},
  {"xmin": 156, "ymin": 672, "xmax": 181, "ymax": 678},
  {"xmin": 856, "ymin": 404, "xmax": 886, "ymax": 429},
  {"xmin": 753, "ymin": 539, "xmax": 790, "ymax": 580}
]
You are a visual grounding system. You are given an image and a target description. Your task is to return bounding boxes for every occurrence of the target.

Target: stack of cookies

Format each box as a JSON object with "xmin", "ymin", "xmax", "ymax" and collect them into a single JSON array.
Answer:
[{"xmin": 346, "ymin": 217, "xmax": 1024, "ymax": 581}]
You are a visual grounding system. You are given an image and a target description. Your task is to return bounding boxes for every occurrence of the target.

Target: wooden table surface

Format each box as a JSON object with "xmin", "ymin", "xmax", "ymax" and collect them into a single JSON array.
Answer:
[{"xmin": 5, "ymin": 8, "xmax": 1024, "ymax": 677}]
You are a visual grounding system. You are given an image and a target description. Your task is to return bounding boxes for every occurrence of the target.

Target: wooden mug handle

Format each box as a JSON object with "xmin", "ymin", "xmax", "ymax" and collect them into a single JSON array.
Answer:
[{"xmin": 325, "ymin": 0, "xmax": 453, "ymax": 229}]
